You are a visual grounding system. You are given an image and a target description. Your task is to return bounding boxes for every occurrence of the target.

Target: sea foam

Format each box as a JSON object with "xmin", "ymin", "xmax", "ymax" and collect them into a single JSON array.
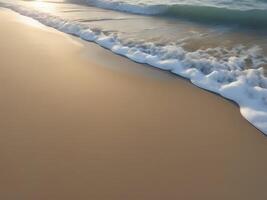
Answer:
[{"xmin": 2, "ymin": 2, "xmax": 267, "ymax": 134}]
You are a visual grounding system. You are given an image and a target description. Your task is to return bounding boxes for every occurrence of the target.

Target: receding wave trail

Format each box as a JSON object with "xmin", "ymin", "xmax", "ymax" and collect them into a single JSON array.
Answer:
[
  {"xmin": 1, "ymin": 1, "xmax": 267, "ymax": 135},
  {"xmin": 76, "ymin": 0, "xmax": 267, "ymax": 28}
]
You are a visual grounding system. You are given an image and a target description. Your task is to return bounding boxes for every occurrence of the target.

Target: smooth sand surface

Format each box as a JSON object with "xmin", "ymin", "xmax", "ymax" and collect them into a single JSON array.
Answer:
[{"xmin": 1, "ymin": 9, "xmax": 267, "ymax": 200}]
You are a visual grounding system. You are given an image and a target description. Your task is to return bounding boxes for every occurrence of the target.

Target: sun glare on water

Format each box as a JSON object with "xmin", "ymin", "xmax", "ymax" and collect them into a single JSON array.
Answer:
[
  {"xmin": 17, "ymin": 1, "xmax": 55, "ymax": 28},
  {"xmin": 32, "ymin": 1, "xmax": 55, "ymax": 13}
]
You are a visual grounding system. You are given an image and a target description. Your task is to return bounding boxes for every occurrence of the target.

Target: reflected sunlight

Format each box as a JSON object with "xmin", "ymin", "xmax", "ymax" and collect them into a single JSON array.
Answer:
[{"xmin": 32, "ymin": 0, "xmax": 55, "ymax": 13}]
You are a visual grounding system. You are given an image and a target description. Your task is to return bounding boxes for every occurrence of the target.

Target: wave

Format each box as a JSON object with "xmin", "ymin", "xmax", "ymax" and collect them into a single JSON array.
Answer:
[
  {"xmin": 165, "ymin": 5, "xmax": 267, "ymax": 28},
  {"xmin": 1, "ymin": 2, "xmax": 267, "ymax": 135},
  {"xmin": 79, "ymin": 0, "xmax": 267, "ymax": 29}
]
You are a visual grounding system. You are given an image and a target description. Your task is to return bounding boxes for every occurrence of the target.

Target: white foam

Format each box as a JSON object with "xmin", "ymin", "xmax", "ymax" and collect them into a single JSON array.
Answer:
[
  {"xmin": 2, "ymin": 2, "xmax": 267, "ymax": 135},
  {"xmin": 80, "ymin": 0, "xmax": 267, "ymax": 14}
]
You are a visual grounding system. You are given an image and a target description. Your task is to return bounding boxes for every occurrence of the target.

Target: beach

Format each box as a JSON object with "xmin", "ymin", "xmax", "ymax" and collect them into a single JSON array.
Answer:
[{"xmin": 1, "ymin": 8, "xmax": 267, "ymax": 200}]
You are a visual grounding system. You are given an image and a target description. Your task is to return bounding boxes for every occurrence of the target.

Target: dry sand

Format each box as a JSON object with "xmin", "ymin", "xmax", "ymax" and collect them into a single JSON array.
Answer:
[{"xmin": 0, "ymin": 8, "xmax": 267, "ymax": 200}]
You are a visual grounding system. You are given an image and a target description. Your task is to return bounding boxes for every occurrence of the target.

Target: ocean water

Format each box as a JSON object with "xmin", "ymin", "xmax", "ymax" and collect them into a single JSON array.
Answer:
[{"xmin": 1, "ymin": 0, "xmax": 267, "ymax": 134}]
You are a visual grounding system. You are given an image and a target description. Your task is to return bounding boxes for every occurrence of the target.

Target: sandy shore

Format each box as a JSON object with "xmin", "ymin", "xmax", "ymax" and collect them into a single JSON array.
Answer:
[{"xmin": 0, "ymin": 8, "xmax": 267, "ymax": 200}]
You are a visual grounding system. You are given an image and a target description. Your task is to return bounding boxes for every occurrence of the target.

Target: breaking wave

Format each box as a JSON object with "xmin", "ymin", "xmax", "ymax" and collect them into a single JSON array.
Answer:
[{"xmin": 79, "ymin": 0, "xmax": 267, "ymax": 28}]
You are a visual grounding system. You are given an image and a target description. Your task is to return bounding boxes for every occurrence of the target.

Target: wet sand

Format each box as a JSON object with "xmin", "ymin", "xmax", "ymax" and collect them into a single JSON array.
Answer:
[{"xmin": 0, "ymin": 9, "xmax": 267, "ymax": 200}]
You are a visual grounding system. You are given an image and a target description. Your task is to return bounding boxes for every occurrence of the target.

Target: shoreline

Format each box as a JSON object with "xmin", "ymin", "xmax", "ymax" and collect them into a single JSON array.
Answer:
[
  {"xmin": 1, "ymin": 8, "xmax": 267, "ymax": 200},
  {"xmin": 3, "ymin": 2, "xmax": 267, "ymax": 134},
  {"xmin": 76, "ymin": 33, "xmax": 266, "ymax": 136}
]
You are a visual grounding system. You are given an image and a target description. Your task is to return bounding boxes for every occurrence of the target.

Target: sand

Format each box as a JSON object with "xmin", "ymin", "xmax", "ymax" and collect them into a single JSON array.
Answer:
[{"xmin": 0, "ymin": 8, "xmax": 267, "ymax": 200}]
